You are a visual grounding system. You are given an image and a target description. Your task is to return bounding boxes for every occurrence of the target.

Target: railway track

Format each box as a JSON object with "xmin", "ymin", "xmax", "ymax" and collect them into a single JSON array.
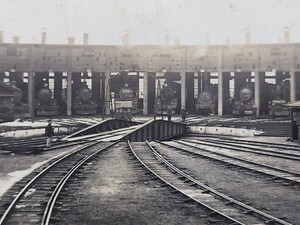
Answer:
[
  {"xmin": 1, "ymin": 135, "xmax": 295, "ymax": 224},
  {"xmin": 190, "ymin": 135, "xmax": 300, "ymax": 152},
  {"xmin": 128, "ymin": 141, "xmax": 292, "ymax": 225},
  {"xmin": 183, "ymin": 137, "xmax": 300, "ymax": 161},
  {"xmin": 0, "ymin": 124, "xmax": 137, "ymax": 154},
  {"xmin": 160, "ymin": 139, "xmax": 300, "ymax": 185},
  {"xmin": 0, "ymin": 140, "xmax": 118, "ymax": 225},
  {"xmin": 0, "ymin": 125, "xmax": 137, "ymax": 224}
]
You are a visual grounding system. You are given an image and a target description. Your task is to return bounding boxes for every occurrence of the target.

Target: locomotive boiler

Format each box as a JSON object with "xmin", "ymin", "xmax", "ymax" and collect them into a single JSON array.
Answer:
[
  {"xmin": 269, "ymin": 80, "xmax": 290, "ymax": 117},
  {"xmin": 195, "ymin": 91, "xmax": 215, "ymax": 115},
  {"xmin": 35, "ymin": 85, "xmax": 59, "ymax": 116},
  {"xmin": 73, "ymin": 82, "xmax": 97, "ymax": 115},
  {"xmin": 232, "ymin": 85, "xmax": 255, "ymax": 116},
  {"xmin": 156, "ymin": 82, "xmax": 179, "ymax": 115},
  {"xmin": 113, "ymin": 84, "xmax": 138, "ymax": 120}
]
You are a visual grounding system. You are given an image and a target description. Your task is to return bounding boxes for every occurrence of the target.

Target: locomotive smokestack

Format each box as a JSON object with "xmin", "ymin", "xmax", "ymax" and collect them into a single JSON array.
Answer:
[
  {"xmin": 12, "ymin": 35, "xmax": 20, "ymax": 44},
  {"xmin": 121, "ymin": 31, "xmax": 129, "ymax": 45},
  {"xmin": 164, "ymin": 32, "xmax": 170, "ymax": 45},
  {"xmin": 0, "ymin": 31, "xmax": 3, "ymax": 43},
  {"xmin": 205, "ymin": 33, "xmax": 210, "ymax": 45},
  {"xmin": 284, "ymin": 27, "xmax": 289, "ymax": 43},
  {"xmin": 42, "ymin": 32, "xmax": 46, "ymax": 44},
  {"xmin": 68, "ymin": 36, "xmax": 75, "ymax": 45},
  {"xmin": 83, "ymin": 33, "xmax": 88, "ymax": 45},
  {"xmin": 245, "ymin": 30, "xmax": 251, "ymax": 44}
]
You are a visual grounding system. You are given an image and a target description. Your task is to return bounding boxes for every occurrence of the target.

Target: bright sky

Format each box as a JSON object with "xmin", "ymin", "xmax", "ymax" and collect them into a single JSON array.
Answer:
[{"xmin": 0, "ymin": 0, "xmax": 300, "ymax": 45}]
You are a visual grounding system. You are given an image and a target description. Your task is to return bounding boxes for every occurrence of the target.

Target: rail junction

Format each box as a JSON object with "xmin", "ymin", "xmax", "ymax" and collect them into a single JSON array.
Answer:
[
  {"xmin": 0, "ymin": 117, "xmax": 299, "ymax": 225},
  {"xmin": 1, "ymin": 2, "xmax": 300, "ymax": 224}
]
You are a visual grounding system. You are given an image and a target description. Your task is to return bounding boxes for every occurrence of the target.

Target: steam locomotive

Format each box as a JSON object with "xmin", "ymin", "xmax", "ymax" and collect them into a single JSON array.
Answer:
[
  {"xmin": 269, "ymin": 80, "xmax": 290, "ymax": 116},
  {"xmin": 195, "ymin": 91, "xmax": 215, "ymax": 115},
  {"xmin": 73, "ymin": 82, "xmax": 97, "ymax": 115},
  {"xmin": 156, "ymin": 82, "xmax": 179, "ymax": 115},
  {"xmin": 232, "ymin": 84, "xmax": 255, "ymax": 116},
  {"xmin": 112, "ymin": 84, "xmax": 138, "ymax": 120},
  {"xmin": 0, "ymin": 81, "xmax": 20, "ymax": 122},
  {"xmin": 35, "ymin": 85, "xmax": 59, "ymax": 116}
]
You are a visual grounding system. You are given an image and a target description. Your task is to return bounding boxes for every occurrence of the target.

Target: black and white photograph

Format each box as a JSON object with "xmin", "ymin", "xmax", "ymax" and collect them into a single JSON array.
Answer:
[{"xmin": 0, "ymin": 0, "xmax": 300, "ymax": 224}]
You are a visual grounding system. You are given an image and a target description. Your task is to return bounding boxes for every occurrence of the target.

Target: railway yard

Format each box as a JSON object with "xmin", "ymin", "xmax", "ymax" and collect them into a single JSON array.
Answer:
[
  {"xmin": 2, "ymin": 1, "xmax": 300, "ymax": 224},
  {"xmin": 0, "ymin": 116, "xmax": 299, "ymax": 225}
]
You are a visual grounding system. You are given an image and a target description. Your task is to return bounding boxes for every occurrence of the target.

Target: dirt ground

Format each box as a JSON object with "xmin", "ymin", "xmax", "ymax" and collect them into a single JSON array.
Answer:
[
  {"xmin": 153, "ymin": 141, "xmax": 300, "ymax": 225},
  {"xmin": 0, "ymin": 144, "xmax": 84, "ymax": 197},
  {"xmin": 1, "ymin": 135, "xmax": 299, "ymax": 224},
  {"xmin": 53, "ymin": 142, "xmax": 223, "ymax": 225}
]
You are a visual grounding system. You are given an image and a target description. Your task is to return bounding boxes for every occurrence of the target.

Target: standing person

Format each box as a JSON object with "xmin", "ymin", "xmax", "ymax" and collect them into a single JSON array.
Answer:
[
  {"xmin": 167, "ymin": 106, "xmax": 172, "ymax": 121},
  {"xmin": 45, "ymin": 119, "xmax": 54, "ymax": 147},
  {"xmin": 181, "ymin": 107, "xmax": 187, "ymax": 123}
]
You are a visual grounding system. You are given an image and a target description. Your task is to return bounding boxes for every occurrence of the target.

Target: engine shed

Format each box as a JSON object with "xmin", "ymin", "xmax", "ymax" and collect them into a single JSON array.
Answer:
[{"xmin": 1, "ymin": 31, "xmax": 300, "ymax": 118}]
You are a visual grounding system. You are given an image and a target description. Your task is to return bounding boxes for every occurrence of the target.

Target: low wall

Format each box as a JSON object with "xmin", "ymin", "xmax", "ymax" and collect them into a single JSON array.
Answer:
[
  {"xmin": 188, "ymin": 125, "xmax": 263, "ymax": 137},
  {"xmin": 122, "ymin": 119, "xmax": 187, "ymax": 142}
]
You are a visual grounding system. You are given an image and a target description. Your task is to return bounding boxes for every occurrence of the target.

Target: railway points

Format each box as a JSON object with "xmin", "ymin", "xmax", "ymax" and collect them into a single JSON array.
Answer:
[
  {"xmin": 1, "ymin": 2, "xmax": 300, "ymax": 224},
  {"xmin": 0, "ymin": 115, "xmax": 299, "ymax": 224}
]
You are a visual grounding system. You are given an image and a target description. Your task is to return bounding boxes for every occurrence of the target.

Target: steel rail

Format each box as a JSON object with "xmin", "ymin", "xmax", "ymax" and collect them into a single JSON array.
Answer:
[
  {"xmin": 186, "ymin": 138, "xmax": 300, "ymax": 161},
  {"xmin": 200, "ymin": 137, "xmax": 300, "ymax": 156},
  {"xmin": 187, "ymin": 134, "xmax": 300, "ymax": 151},
  {"xmin": 42, "ymin": 141, "xmax": 118, "ymax": 225},
  {"xmin": 172, "ymin": 140, "xmax": 300, "ymax": 178},
  {"xmin": 148, "ymin": 141, "xmax": 292, "ymax": 225},
  {"xmin": 127, "ymin": 141, "xmax": 245, "ymax": 225},
  {"xmin": 0, "ymin": 141, "xmax": 100, "ymax": 225}
]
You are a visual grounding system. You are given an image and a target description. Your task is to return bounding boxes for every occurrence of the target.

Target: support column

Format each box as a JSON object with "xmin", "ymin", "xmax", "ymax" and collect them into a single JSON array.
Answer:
[
  {"xmin": 28, "ymin": 71, "xmax": 35, "ymax": 118},
  {"xmin": 218, "ymin": 70, "xmax": 223, "ymax": 116},
  {"xmin": 290, "ymin": 69, "xmax": 296, "ymax": 102},
  {"xmin": 105, "ymin": 70, "xmax": 111, "ymax": 115},
  {"xmin": 143, "ymin": 72, "xmax": 148, "ymax": 115},
  {"xmin": 54, "ymin": 72, "xmax": 63, "ymax": 105},
  {"xmin": 92, "ymin": 72, "xmax": 101, "ymax": 113},
  {"xmin": 0, "ymin": 72, "xmax": 5, "ymax": 81},
  {"xmin": 254, "ymin": 70, "xmax": 261, "ymax": 117},
  {"xmin": 66, "ymin": 71, "xmax": 72, "ymax": 116},
  {"xmin": 203, "ymin": 71, "xmax": 210, "ymax": 91},
  {"xmin": 186, "ymin": 72, "xmax": 195, "ymax": 113},
  {"xmin": 180, "ymin": 71, "xmax": 186, "ymax": 109}
]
